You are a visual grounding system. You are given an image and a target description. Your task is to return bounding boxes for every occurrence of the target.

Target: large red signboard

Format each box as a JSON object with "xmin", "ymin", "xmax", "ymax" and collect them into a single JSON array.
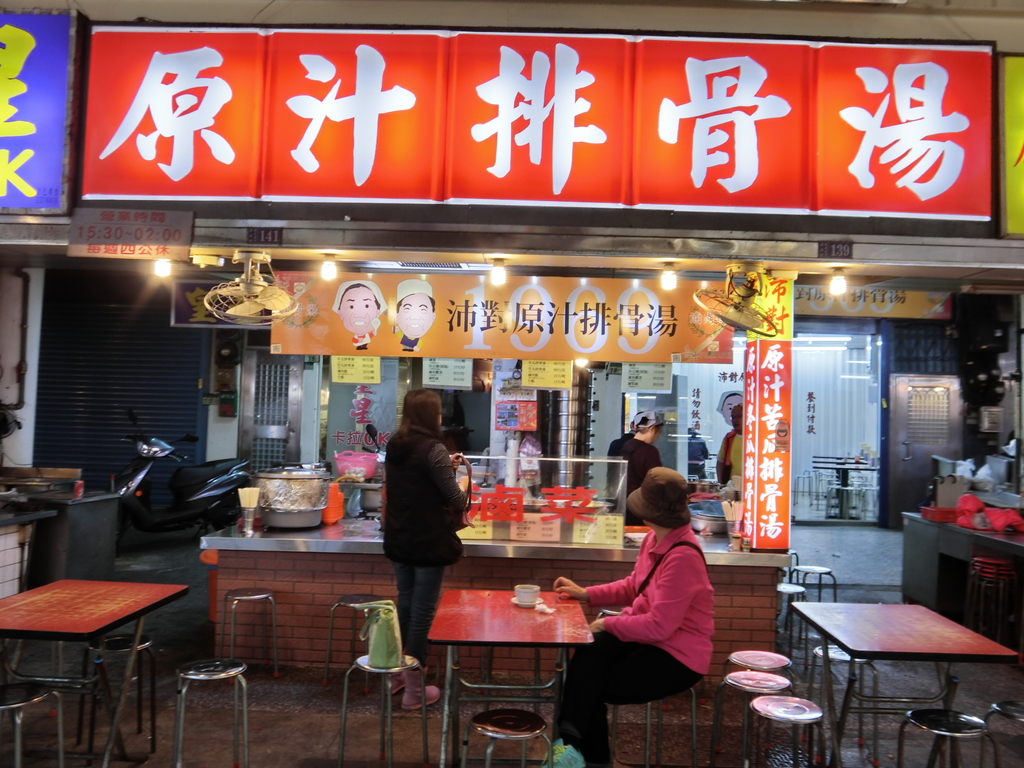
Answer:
[{"xmin": 81, "ymin": 28, "xmax": 992, "ymax": 220}]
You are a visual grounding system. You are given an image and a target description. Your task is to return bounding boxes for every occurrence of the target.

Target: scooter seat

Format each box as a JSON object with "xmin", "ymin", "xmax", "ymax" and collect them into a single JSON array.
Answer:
[{"xmin": 171, "ymin": 459, "xmax": 245, "ymax": 498}]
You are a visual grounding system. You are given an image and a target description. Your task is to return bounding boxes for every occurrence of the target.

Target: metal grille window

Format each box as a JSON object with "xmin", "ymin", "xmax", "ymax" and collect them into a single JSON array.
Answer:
[
  {"xmin": 251, "ymin": 437, "xmax": 287, "ymax": 472},
  {"xmin": 254, "ymin": 364, "xmax": 291, "ymax": 426},
  {"xmin": 907, "ymin": 386, "xmax": 950, "ymax": 444}
]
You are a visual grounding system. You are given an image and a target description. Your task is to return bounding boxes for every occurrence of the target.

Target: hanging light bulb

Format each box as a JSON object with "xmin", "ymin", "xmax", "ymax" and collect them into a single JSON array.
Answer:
[
  {"xmin": 491, "ymin": 259, "xmax": 507, "ymax": 286},
  {"xmin": 321, "ymin": 258, "xmax": 338, "ymax": 280},
  {"xmin": 829, "ymin": 270, "xmax": 847, "ymax": 296},
  {"xmin": 574, "ymin": 358, "xmax": 589, "ymax": 368},
  {"xmin": 660, "ymin": 263, "xmax": 677, "ymax": 291},
  {"xmin": 153, "ymin": 259, "xmax": 171, "ymax": 277}
]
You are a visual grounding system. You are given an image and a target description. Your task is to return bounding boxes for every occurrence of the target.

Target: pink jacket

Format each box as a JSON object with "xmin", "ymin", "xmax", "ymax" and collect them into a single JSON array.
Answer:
[{"xmin": 586, "ymin": 525, "xmax": 714, "ymax": 674}]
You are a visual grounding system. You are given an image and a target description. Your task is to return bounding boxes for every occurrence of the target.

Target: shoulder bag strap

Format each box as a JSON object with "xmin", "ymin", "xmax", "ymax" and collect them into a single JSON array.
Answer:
[{"xmin": 637, "ymin": 541, "xmax": 707, "ymax": 596}]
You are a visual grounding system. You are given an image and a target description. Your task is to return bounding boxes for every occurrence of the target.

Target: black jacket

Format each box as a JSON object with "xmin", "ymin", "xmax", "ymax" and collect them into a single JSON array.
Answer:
[{"xmin": 383, "ymin": 436, "xmax": 467, "ymax": 567}]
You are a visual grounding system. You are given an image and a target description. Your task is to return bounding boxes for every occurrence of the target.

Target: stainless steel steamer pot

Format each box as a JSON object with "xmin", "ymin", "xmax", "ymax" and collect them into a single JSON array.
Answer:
[{"xmin": 252, "ymin": 465, "xmax": 331, "ymax": 528}]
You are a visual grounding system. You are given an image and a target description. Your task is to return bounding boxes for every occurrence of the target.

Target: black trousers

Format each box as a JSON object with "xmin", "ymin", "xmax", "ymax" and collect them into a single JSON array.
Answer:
[{"xmin": 558, "ymin": 631, "xmax": 703, "ymax": 765}]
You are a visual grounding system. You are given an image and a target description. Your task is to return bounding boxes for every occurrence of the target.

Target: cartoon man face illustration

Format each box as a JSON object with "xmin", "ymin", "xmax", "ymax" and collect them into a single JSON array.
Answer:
[
  {"xmin": 394, "ymin": 279, "xmax": 436, "ymax": 352},
  {"xmin": 334, "ymin": 280, "xmax": 385, "ymax": 350},
  {"xmin": 717, "ymin": 391, "xmax": 743, "ymax": 429}
]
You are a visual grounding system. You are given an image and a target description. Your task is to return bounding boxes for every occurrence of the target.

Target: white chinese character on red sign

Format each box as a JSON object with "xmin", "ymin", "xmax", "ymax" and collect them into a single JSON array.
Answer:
[
  {"xmin": 760, "ymin": 344, "xmax": 785, "ymax": 373},
  {"xmin": 101, "ymin": 48, "xmax": 236, "ymax": 181},
  {"xmin": 759, "ymin": 457, "xmax": 784, "ymax": 482},
  {"xmin": 658, "ymin": 57, "xmax": 791, "ymax": 193},
  {"xmin": 839, "ymin": 63, "xmax": 968, "ymax": 201},
  {"xmin": 759, "ymin": 484, "xmax": 782, "ymax": 513},
  {"xmin": 759, "ymin": 512, "xmax": 783, "ymax": 539},
  {"xmin": 472, "ymin": 43, "xmax": 607, "ymax": 194},
  {"xmin": 286, "ymin": 47, "xmax": 416, "ymax": 185}
]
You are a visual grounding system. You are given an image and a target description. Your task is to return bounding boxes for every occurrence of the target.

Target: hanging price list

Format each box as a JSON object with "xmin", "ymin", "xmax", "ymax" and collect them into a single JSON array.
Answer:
[
  {"xmin": 622, "ymin": 362, "xmax": 673, "ymax": 393},
  {"xmin": 522, "ymin": 360, "xmax": 572, "ymax": 389},
  {"xmin": 572, "ymin": 515, "xmax": 625, "ymax": 546},
  {"xmin": 331, "ymin": 356, "xmax": 381, "ymax": 384},
  {"xmin": 424, "ymin": 358, "xmax": 473, "ymax": 389}
]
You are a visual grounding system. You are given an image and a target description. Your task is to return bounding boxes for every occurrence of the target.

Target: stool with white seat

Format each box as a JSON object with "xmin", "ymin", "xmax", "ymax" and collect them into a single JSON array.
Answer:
[
  {"xmin": 323, "ymin": 592, "xmax": 386, "ymax": 686},
  {"xmin": 792, "ymin": 565, "xmax": 838, "ymax": 602},
  {"xmin": 776, "ymin": 582, "xmax": 807, "ymax": 654},
  {"xmin": 709, "ymin": 670, "xmax": 791, "ymax": 768},
  {"xmin": 750, "ymin": 695, "xmax": 826, "ymax": 768}
]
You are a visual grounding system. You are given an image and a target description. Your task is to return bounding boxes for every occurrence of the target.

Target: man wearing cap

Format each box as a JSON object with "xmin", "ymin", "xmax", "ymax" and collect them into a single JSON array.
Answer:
[
  {"xmin": 394, "ymin": 279, "xmax": 437, "ymax": 352},
  {"xmin": 619, "ymin": 411, "xmax": 663, "ymax": 525},
  {"xmin": 550, "ymin": 468, "xmax": 713, "ymax": 768}
]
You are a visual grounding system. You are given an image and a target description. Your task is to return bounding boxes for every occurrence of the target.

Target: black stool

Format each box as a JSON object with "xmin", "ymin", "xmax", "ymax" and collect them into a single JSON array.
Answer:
[
  {"xmin": 1, "ymin": 683, "xmax": 64, "ymax": 768},
  {"xmin": 897, "ymin": 709, "xmax": 996, "ymax": 768},
  {"xmin": 172, "ymin": 659, "xmax": 249, "ymax": 768},
  {"xmin": 980, "ymin": 700, "xmax": 1022, "ymax": 768},
  {"xmin": 460, "ymin": 709, "xmax": 552, "ymax": 768}
]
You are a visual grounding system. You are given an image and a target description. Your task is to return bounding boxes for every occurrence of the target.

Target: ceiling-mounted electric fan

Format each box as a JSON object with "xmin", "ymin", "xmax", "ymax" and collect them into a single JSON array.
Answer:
[
  {"xmin": 693, "ymin": 262, "xmax": 779, "ymax": 338},
  {"xmin": 0, "ymin": 408, "xmax": 21, "ymax": 440},
  {"xmin": 203, "ymin": 250, "xmax": 299, "ymax": 326}
]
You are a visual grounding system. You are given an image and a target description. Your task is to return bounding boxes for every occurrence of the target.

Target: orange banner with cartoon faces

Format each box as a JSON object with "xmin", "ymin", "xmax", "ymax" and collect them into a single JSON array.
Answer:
[{"xmin": 270, "ymin": 271, "xmax": 732, "ymax": 363}]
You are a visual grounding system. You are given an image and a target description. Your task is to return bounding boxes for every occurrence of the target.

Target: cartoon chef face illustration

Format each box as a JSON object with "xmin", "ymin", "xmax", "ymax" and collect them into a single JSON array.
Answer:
[
  {"xmin": 717, "ymin": 391, "xmax": 743, "ymax": 429},
  {"xmin": 394, "ymin": 279, "xmax": 436, "ymax": 352},
  {"xmin": 334, "ymin": 281, "xmax": 386, "ymax": 350}
]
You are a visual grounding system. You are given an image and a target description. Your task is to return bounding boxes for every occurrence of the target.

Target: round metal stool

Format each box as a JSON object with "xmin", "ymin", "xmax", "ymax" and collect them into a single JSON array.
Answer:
[
  {"xmin": 0, "ymin": 683, "xmax": 64, "ymax": 768},
  {"xmin": 808, "ymin": 645, "xmax": 880, "ymax": 765},
  {"xmin": 323, "ymin": 592, "xmax": 385, "ymax": 686},
  {"xmin": 897, "ymin": 709, "xmax": 997, "ymax": 768},
  {"xmin": 709, "ymin": 670, "xmax": 791, "ymax": 768},
  {"xmin": 980, "ymin": 700, "xmax": 1022, "ymax": 768},
  {"xmin": 460, "ymin": 709, "xmax": 552, "ymax": 768},
  {"xmin": 76, "ymin": 633, "xmax": 157, "ymax": 755},
  {"xmin": 722, "ymin": 649, "xmax": 793, "ymax": 679},
  {"xmin": 221, "ymin": 587, "xmax": 279, "ymax": 677},
  {"xmin": 777, "ymin": 582, "xmax": 807, "ymax": 654},
  {"xmin": 339, "ymin": 654, "xmax": 429, "ymax": 768},
  {"xmin": 172, "ymin": 659, "xmax": 249, "ymax": 768},
  {"xmin": 793, "ymin": 565, "xmax": 839, "ymax": 602},
  {"xmin": 750, "ymin": 695, "xmax": 826, "ymax": 768}
]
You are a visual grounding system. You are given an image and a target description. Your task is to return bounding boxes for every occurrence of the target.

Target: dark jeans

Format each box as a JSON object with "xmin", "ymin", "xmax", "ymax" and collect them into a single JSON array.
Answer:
[
  {"xmin": 559, "ymin": 631, "xmax": 703, "ymax": 765},
  {"xmin": 391, "ymin": 561, "xmax": 446, "ymax": 667}
]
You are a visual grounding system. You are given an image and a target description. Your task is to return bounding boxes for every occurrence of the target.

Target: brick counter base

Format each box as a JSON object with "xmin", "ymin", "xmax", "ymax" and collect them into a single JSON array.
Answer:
[{"xmin": 215, "ymin": 551, "xmax": 780, "ymax": 679}]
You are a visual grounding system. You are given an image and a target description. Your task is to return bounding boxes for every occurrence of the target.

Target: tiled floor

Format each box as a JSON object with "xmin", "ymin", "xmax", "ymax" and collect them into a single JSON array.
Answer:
[{"xmin": 4, "ymin": 523, "xmax": 1023, "ymax": 767}]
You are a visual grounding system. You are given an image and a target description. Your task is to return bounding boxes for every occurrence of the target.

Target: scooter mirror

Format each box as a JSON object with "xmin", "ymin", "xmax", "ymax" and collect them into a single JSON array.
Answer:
[
  {"xmin": 366, "ymin": 424, "xmax": 378, "ymax": 444},
  {"xmin": 181, "ymin": 434, "xmax": 200, "ymax": 443},
  {"xmin": 128, "ymin": 409, "xmax": 138, "ymax": 426}
]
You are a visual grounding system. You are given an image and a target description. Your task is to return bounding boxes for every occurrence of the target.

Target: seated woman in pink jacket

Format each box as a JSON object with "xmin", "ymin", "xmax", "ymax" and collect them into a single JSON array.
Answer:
[{"xmin": 551, "ymin": 467, "xmax": 714, "ymax": 768}]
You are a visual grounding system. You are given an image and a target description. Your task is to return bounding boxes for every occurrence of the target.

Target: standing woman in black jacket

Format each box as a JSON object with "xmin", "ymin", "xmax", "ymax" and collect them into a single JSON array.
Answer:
[{"xmin": 383, "ymin": 388, "xmax": 470, "ymax": 709}]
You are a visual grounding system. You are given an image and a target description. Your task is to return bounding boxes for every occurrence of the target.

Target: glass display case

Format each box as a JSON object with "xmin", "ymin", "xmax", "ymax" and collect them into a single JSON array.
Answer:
[{"xmin": 457, "ymin": 455, "xmax": 627, "ymax": 546}]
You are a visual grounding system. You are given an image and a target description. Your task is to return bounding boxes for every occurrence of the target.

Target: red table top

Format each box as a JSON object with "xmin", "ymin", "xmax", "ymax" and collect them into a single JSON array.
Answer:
[
  {"xmin": 794, "ymin": 603, "xmax": 1017, "ymax": 663},
  {"xmin": 0, "ymin": 580, "xmax": 189, "ymax": 641},
  {"xmin": 428, "ymin": 589, "xmax": 594, "ymax": 648}
]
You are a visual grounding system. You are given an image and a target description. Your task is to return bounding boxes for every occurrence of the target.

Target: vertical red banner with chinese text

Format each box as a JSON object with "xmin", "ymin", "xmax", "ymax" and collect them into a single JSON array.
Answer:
[
  {"xmin": 262, "ymin": 31, "xmax": 449, "ymax": 202},
  {"xmin": 445, "ymin": 33, "xmax": 633, "ymax": 206},
  {"xmin": 815, "ymin": 43, "xmax": 992, "ymax": 219},
  {"xmin": 742, "ymin": 279, "xmax": 793, "ymax": 551},
  {"xmin": 82, "ymin": 29, "xmax": 266, "ymax": 199},
  {"xmin": 634, "ymin": 37, "xmax": 812, "ymax": 213}
]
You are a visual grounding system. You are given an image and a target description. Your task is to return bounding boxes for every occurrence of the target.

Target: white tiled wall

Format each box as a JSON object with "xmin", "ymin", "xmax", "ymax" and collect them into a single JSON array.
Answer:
[{"xmin": 0, "ymin": 528, "xmax": 23, "ymax": 598}]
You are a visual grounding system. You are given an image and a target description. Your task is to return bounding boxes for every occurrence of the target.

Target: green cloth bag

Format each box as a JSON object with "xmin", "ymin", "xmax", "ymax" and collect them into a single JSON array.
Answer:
[{"xmin": 354, "ymin": 600, "xmax": 403, "ymax": 669}]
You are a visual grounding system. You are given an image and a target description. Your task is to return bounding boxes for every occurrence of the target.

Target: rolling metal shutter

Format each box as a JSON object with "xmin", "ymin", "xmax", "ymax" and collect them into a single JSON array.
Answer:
[{"xmin": 34, "ymin": 291, "xmax": 207, "ymax": 505}]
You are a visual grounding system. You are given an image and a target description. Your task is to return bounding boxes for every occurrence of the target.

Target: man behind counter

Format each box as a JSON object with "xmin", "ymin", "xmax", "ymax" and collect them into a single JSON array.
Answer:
[{"xmin": 716, "ymin": 404, "xmax": 744, "ymax": 485}]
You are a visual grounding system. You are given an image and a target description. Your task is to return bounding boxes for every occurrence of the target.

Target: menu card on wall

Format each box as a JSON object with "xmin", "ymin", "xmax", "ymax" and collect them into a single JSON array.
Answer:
[
  {"xmin": 457, "ymin": 519, "xmax": 494, "ymax": 540},
  {"xmin": 510, "ymin": 513, "xmax": 561, "ymax": 542},
  {"xmin": 572, "ymin": 515, "xmax": 625, "ymax": 546},
  {"xmin": 331, "ymin": 356, "xmax": 381, "ymax": 384},
  {"xmin": 424, "ymin": 358, "xmax": 473, "ymax": 389},
  {"xmin": 522, "ymin": 360, "xmax": 572, "ymax": 389},
  {"xmin": 622, "ymin": 362, "xmax": 673, "ymax": 393}
]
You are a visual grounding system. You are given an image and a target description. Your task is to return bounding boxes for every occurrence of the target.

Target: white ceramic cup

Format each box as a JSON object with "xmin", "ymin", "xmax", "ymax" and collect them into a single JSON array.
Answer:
[{"xmin": 514, "ymin": 584, "xmax": 541, "ymax": 604}]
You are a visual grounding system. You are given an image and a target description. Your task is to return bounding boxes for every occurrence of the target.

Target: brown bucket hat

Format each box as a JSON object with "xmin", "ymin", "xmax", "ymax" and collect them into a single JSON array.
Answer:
[{"xmin": 626, "ymin": 467, "xmax": 691, "ymax": 529}]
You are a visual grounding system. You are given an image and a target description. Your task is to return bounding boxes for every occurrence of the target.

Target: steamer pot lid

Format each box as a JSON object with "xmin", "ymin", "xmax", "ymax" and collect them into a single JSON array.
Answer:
[{"xmin": 254, "ymin": 464, "xmax": 330, "ymax": 480}]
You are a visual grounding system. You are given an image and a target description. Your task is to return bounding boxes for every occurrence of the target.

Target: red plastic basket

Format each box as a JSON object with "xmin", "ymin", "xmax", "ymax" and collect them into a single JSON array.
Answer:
[
  {"xmin": 920, "ymin": 506, "xmax": 957, "ymax": 524},
  {"xmin": 333, "ymin": 451, "xmax": 379, "ymax": 481}
]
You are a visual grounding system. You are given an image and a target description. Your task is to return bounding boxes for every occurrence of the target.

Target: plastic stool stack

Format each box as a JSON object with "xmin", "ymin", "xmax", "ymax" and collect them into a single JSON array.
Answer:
[{"xmin": 964, "ymin": 557, "xmax": 1017, "ymax": 646}]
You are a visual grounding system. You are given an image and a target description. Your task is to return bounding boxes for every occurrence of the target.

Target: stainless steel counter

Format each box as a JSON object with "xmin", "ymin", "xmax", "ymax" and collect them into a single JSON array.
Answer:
[{"xmin": 201, "ymin": 520, "xmax": 792, "ymax": 567}]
